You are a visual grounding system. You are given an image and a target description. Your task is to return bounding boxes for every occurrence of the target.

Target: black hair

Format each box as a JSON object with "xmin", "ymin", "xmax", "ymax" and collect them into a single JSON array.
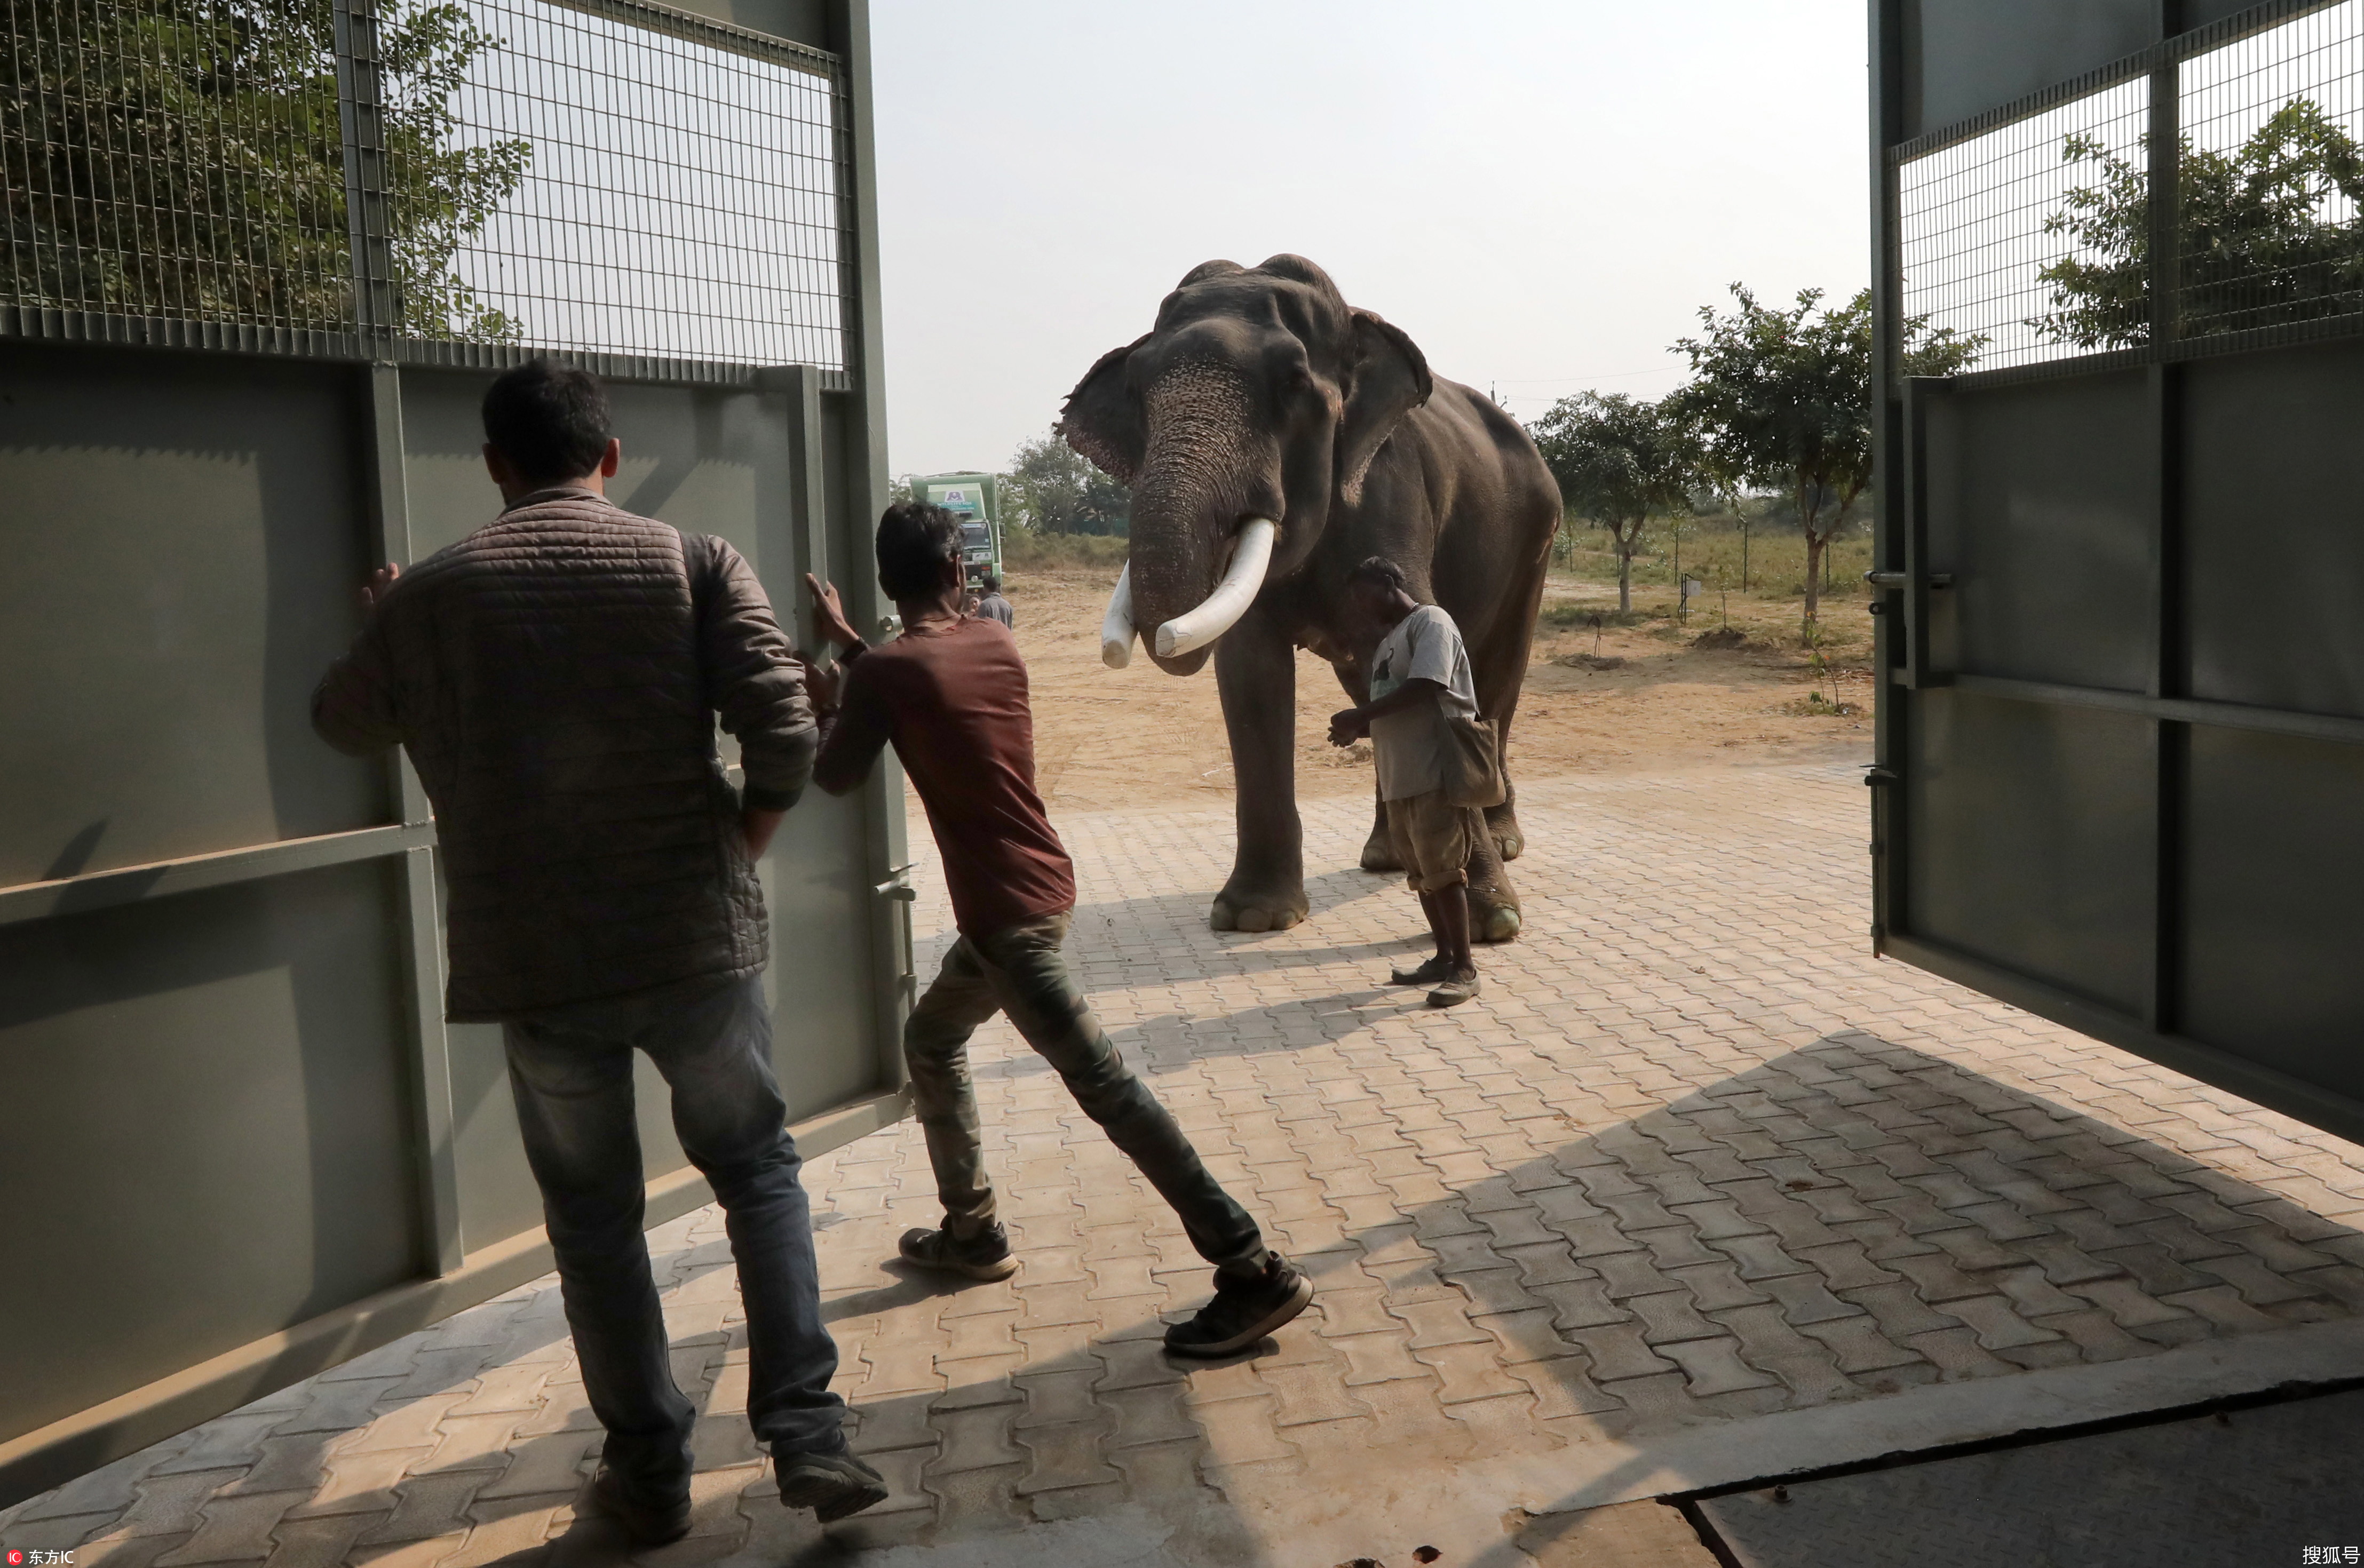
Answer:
[
  {"xmin": 876, "ymin": 501, "xmax": 963, "ymax": 599},
  {"xmin": 982, "ymin": 574, "xmax": 1002, "ymax": 593},
  {"xmin": 1350, "ymin": 556, "xmax": 1408, "ymax": 593},
  {"xmin": 481, "ymin": 359, "xmax": 612, "ymax": 485}
]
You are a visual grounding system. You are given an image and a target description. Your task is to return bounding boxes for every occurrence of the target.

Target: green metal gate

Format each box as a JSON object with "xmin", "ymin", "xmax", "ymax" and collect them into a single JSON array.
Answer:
[
  {"xmin": 0, "ymin": 0, "xmax": 912, "ymax": 1507},
  {"xmin": 1869, "ymin": 0, "xmax": 2364, "ymax": 1144}
]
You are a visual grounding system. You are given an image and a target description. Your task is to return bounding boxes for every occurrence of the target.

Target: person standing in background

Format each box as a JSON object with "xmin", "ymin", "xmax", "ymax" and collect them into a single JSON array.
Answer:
[{"xmin": 974, "ymin": 572, "xmax": 1015, "ymax": 630}]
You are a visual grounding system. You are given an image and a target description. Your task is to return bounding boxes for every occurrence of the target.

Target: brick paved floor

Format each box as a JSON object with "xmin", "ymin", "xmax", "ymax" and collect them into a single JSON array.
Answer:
[{"xmin": 11, "ymin": 762, "xmax": 2364, "ymax": 1566}]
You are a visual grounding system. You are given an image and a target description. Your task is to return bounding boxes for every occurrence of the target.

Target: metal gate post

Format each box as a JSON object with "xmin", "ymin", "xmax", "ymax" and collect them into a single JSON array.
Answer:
[
  {"xmin": 342, "ymin": 0, "xmax": 463, "ymax": 1274},
  {"xmin": 828, "ymin": 0, "xmax": 915, "ymax": 1086},
  {"xmin": 332, "ymin": 0, "xmax": 399, "ymax": 341},
  {"xmin": 2144, "ymin": 2, "xmax": 2186, "ymax": 1036},
  {"xmin": 1867, "ymin": 0, "xmax": 1906, "ymax": 951},
  {"xmin": 360, "ymin": 363, "xmax": 465, "ymax": 1276}
]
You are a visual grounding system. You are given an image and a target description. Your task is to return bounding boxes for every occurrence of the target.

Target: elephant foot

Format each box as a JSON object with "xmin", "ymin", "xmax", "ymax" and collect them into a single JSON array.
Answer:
[
  {"xmin": 1485, "ymin": 802, "xmax": 1525, "ymax": 863},
  {"xmin": 1470, "ymin": 892, "xmax": 1522, "ymax": 944},
  {"xmin": 1211, "ymin": 881, "xmax": 1309, "ymax": 933},
  {"xmin": 1360, "ymin": 822, "xmax": 1403, "ymax": 873}
]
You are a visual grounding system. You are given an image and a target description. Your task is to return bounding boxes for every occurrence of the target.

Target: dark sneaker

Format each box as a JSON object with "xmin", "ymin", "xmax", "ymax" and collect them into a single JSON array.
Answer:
[
  {"xmin": 1164, "ymin": 1254, "xmax": 1314, "ymax": 1357},
  {"xmin": 1427, "ymin": 967, "xmax": 1480, "ymax": 1008},
  {"xmin": 775, "ymin": 1447, "xmax": 890, "ymax": 1523},
  {"xmin": 588, "ymin": 1465, "xmax": 691, "ymax": 1547},
  {"xmin": 1388, "ymin": 954, "xmax": 1455, "ymax": 987},
  {"xmin": 898, "ymin": 1222, "xmax": 1019, "ymax": 1280}
]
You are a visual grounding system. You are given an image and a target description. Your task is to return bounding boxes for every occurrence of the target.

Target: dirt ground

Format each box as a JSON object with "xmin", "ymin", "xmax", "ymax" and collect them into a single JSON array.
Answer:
[{"xmin": 1005, "ymin": 566, "xmax": 1876, "ymax": 816}]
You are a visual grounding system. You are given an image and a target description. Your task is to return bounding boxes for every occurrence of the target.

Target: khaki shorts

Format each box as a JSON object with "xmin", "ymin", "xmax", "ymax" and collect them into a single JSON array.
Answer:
[{"xmin": 1384, "ymin": 790, "xmax": 1476, "ymax": 893}]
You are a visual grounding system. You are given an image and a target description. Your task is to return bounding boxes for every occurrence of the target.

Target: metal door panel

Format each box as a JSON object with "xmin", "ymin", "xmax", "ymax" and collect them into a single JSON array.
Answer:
[
  {"xmin": 763, "ymin": 790, "xmax": 893, "ymax": 1121},
  {"xmin": 1924, "ymin": 373, "xmax": 2153, "ymax": 694},
  {"xmin": 446, "ymin": 1019, "xmax": 547, "ymax": 1250},
  {"xmin": 1903, "ymin": 691, "xmax": 2155, "ymax": 1013},
  {"xmin": 0, "ymin": 861, "xmax": 417, "ymax": 1443},
  {"xmin": 2181, "ymin": 726, "xmax": 2364, "ymax": 1088},
  {"xmin": 1902, "ymin": 0, "xmax": 2154, "ymax": 136},
  {"xmin": 0, "ymin": 345, "xmax": 388, "ymax": 886},
  {"xmin": 2184, "ymin": 341, "xmax": 2364, "ymax": 720},
  {"xmin": 1875, "ymin": 0, "xmax": 2364, "ymax": 1149}
]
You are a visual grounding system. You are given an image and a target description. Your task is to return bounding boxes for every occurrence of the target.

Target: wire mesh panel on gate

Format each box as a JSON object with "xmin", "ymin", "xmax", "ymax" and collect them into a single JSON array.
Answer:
[
  {"xmin": 2, "ymin": 0, "xmax": 359, "ymax": 336},
  {"xmin": 1897, "ymin": 78, "xmax": 2153, "ymax": 372},
  {"xmin": 2, "ymin": 0, "xmax": 847, "ymax": 370},
  {"xmin": 400, "ymin": 0, "xmax": 844, "ymax": 368},
  {"xmin": 2177, "ymin": 1, "xmax": 2364, "ymax": 343}
]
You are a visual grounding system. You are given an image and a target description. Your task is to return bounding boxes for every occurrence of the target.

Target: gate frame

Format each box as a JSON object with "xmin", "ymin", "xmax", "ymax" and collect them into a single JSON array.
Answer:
[
  {"xmin": 1867, "ymin": 0, "xmax": 2364, "ymax": 1149},
  {"xmin": 0, "ymin": 0, "xmax": 912, "ymax": 1509}
]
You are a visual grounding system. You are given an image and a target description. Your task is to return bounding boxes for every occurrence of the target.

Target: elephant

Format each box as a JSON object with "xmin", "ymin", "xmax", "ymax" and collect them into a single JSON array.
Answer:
[{"xmin": 1059, "ymin": 254, "xmax": 1560, "ymax": 940}]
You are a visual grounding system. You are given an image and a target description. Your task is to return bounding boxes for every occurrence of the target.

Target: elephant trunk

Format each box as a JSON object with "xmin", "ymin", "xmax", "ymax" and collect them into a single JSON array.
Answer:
[{"xmin": 1125, "ymin": 362, "xmax": 1278, "ymax": 675}]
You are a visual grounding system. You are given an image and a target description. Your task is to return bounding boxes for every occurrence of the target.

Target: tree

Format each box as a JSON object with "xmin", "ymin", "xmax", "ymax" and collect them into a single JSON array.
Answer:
[
  {"xmin": 1004, "ymin": 428, "xmax": 1131, "ymax": 536},
  {"xmin": 1671, "ymin": 286, "xmax": 1982, "ymax": 638},
  {"xmin": 1527, "ymin": 392, "xmax": 1697, "ymax": 612},
  {"xmin": 5, "ymin": 0, "xmax": 528, "ymax": 339},
  {"xmin": 2033, "ymin": 98, "xmax": 2364, "ymax": 348}
]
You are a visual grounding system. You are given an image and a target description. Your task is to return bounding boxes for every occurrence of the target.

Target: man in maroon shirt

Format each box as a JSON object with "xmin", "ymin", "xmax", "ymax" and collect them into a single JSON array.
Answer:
[{"xmin": 801, "ymin": 503, "xmax": 1312, "ymax": 1356}]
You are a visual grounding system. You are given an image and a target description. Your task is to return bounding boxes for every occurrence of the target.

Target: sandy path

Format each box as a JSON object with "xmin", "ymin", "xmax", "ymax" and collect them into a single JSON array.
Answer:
[{"xmin": 1004, "ymin": 567, "xmax": 1874, "ymax": 817}]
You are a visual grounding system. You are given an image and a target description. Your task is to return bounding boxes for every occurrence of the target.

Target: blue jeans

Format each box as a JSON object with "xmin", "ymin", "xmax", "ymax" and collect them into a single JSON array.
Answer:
[{"xmin": 502, "ymin": 973, "xmax": 844, "ymax": 1499}]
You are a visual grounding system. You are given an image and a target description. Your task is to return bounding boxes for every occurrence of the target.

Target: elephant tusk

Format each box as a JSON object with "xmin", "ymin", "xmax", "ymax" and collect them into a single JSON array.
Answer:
[
  {"xmin": 1100, "ymin": 561, "xmax": 1136, "ymax": 669},
  {"xmin": 1155, "ymin": 517, "xmax": 1277, "ymax": 661}
]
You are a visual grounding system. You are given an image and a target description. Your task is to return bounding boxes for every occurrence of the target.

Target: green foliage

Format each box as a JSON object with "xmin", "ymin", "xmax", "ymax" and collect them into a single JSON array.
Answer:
[
  {"xmin": 1004, "ymin": 428, "xmax": 1132, "ymax": 536},
  {"xmin": 1528, "ymin": 392, "xmax": 1697, "ymax": 533},
  {"xmin": 1669, "ymin": 285, "xmax": 1980, "ymax": 633},
  {"xmin": 1526, "ymin": 392, "xmax": 1699, "ymax": 612},
  {"xmin": 2034, "ymin": 99, "xmax": 2364, "ymax": 348},
  {"xmin": 4, "ymin": 0, "xmax": 527, "ymax": 339}
]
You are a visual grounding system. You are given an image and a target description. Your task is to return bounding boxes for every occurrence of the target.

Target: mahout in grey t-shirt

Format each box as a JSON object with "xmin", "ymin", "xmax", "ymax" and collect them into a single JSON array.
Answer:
[{"xmin": 1367, "ymin": 603, "xmax": 1478, "ymax": 801}]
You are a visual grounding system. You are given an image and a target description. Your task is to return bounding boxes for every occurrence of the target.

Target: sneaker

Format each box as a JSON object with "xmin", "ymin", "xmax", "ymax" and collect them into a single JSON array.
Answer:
[
  {"xmin": 588, "ymin": 1465, "xmax": 691, "ymax": 1547},
  {"xmin": 898, "ymin": 1222, "xmax": 1019, "ymax": 1280},
  {"xmin": 1164, "ymin": 1254, "xmax": 1314, "ymax": 1357},
  {"xmin": 775, "ymin": 1447, "xmax": 890, "ymax": 1523},
  {"xmin": 1427, "ymin": 967, "xmax": 1480, "ymax": 1008},
  {"xmin": 1388, "ymin": 954, "xmax": 1455, "ymax": 986}
]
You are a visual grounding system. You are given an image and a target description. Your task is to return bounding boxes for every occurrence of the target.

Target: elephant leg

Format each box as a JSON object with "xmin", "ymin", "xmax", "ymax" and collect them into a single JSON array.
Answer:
[
  {"xmin": 1209, "ymin": 612, "xmax": 1307, "ymax": 933},
  {"xmin": 1486, "ymin": 713, "xmax": 1524, "ymax": 864},
  {"xmin": 1471, "ymin": 544, "xmax": 1550, "ymax": 866},
  {"xmin": 1464, "ymin": 806, "xmax": 1522, "ymax": 944},
  {"xmin": 1330, "ymin": 658, "xmax": 1401, "ymax": 872},
  {"xmin": 1359, "ymin": 784, "xmax": 1398, "ymax": 872}
]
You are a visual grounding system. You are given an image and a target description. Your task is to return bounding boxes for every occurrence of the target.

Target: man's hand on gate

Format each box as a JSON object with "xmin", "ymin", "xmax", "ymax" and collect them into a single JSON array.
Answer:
[
  {"xmin": 804, "ymin": 573, "xmax": 861, "ymax": 653},
  {"xmin": 360, "ymin": 562, "xmax": 401, "ymax": 614},
  {"xmin": 791, "ymin": 651, "xmax": 842, "ymax": 717}
]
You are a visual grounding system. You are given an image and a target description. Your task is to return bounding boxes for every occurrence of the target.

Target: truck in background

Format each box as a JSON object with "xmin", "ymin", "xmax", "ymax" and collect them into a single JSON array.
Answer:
[{"xmin": 911, "ymin": 473, "xmax": 1002, "ymax": 592}]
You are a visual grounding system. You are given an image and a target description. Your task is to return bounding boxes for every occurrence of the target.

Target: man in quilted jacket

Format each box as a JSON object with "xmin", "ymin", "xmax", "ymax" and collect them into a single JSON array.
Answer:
[{"xmin": 311, "ymin": 360, "xmax": 885, "ymax": 1540}]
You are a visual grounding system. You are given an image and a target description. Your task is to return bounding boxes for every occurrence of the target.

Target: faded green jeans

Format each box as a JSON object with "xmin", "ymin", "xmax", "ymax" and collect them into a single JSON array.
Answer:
[{"xmin": 902, "ymin": 912, "xmax": 1268, "ymax": 1280}]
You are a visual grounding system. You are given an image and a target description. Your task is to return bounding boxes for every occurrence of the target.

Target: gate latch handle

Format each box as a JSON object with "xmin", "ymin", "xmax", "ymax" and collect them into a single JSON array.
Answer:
[
  {"xmin": 874, "ymin": 863, "xmax": 916, "ymax": 901},
  {"xmin": 1864, "ymin": 570, "xmax": 1953, "ymax": 589}
]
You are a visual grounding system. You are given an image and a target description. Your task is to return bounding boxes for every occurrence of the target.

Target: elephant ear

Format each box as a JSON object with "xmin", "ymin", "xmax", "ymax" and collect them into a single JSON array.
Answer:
[
  {"xmin": 1336, "ymin": 308, "xmax": 1432, "ymax": 507},
  {"xmin": 1058, "ymin": 333, "xmax": 1151, "ymax": 484}
]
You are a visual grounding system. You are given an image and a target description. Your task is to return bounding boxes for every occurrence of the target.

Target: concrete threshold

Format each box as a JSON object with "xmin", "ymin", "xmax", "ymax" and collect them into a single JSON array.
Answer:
[{"xmin": 1211, "ymin": 1317, "xmax": 2364, "ymax": 1568}]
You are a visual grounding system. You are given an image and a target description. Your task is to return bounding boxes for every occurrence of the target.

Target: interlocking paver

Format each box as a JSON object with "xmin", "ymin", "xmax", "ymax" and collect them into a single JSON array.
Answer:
[{"xmin": 17, "ymin": 765, "xmax": 2364, "ymax": 1561}]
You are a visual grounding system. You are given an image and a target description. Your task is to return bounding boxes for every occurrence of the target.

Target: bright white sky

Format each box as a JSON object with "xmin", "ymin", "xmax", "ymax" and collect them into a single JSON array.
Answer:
[{"xmin": 870, "ymin": 0, "xmax": 1871, "ymax": 479}]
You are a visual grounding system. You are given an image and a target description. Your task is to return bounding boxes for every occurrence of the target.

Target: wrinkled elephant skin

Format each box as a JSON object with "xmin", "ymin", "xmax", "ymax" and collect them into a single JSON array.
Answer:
[{"xmin": 1061, "ymin": 256, "xmax": 1560, "ymax": 941}]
